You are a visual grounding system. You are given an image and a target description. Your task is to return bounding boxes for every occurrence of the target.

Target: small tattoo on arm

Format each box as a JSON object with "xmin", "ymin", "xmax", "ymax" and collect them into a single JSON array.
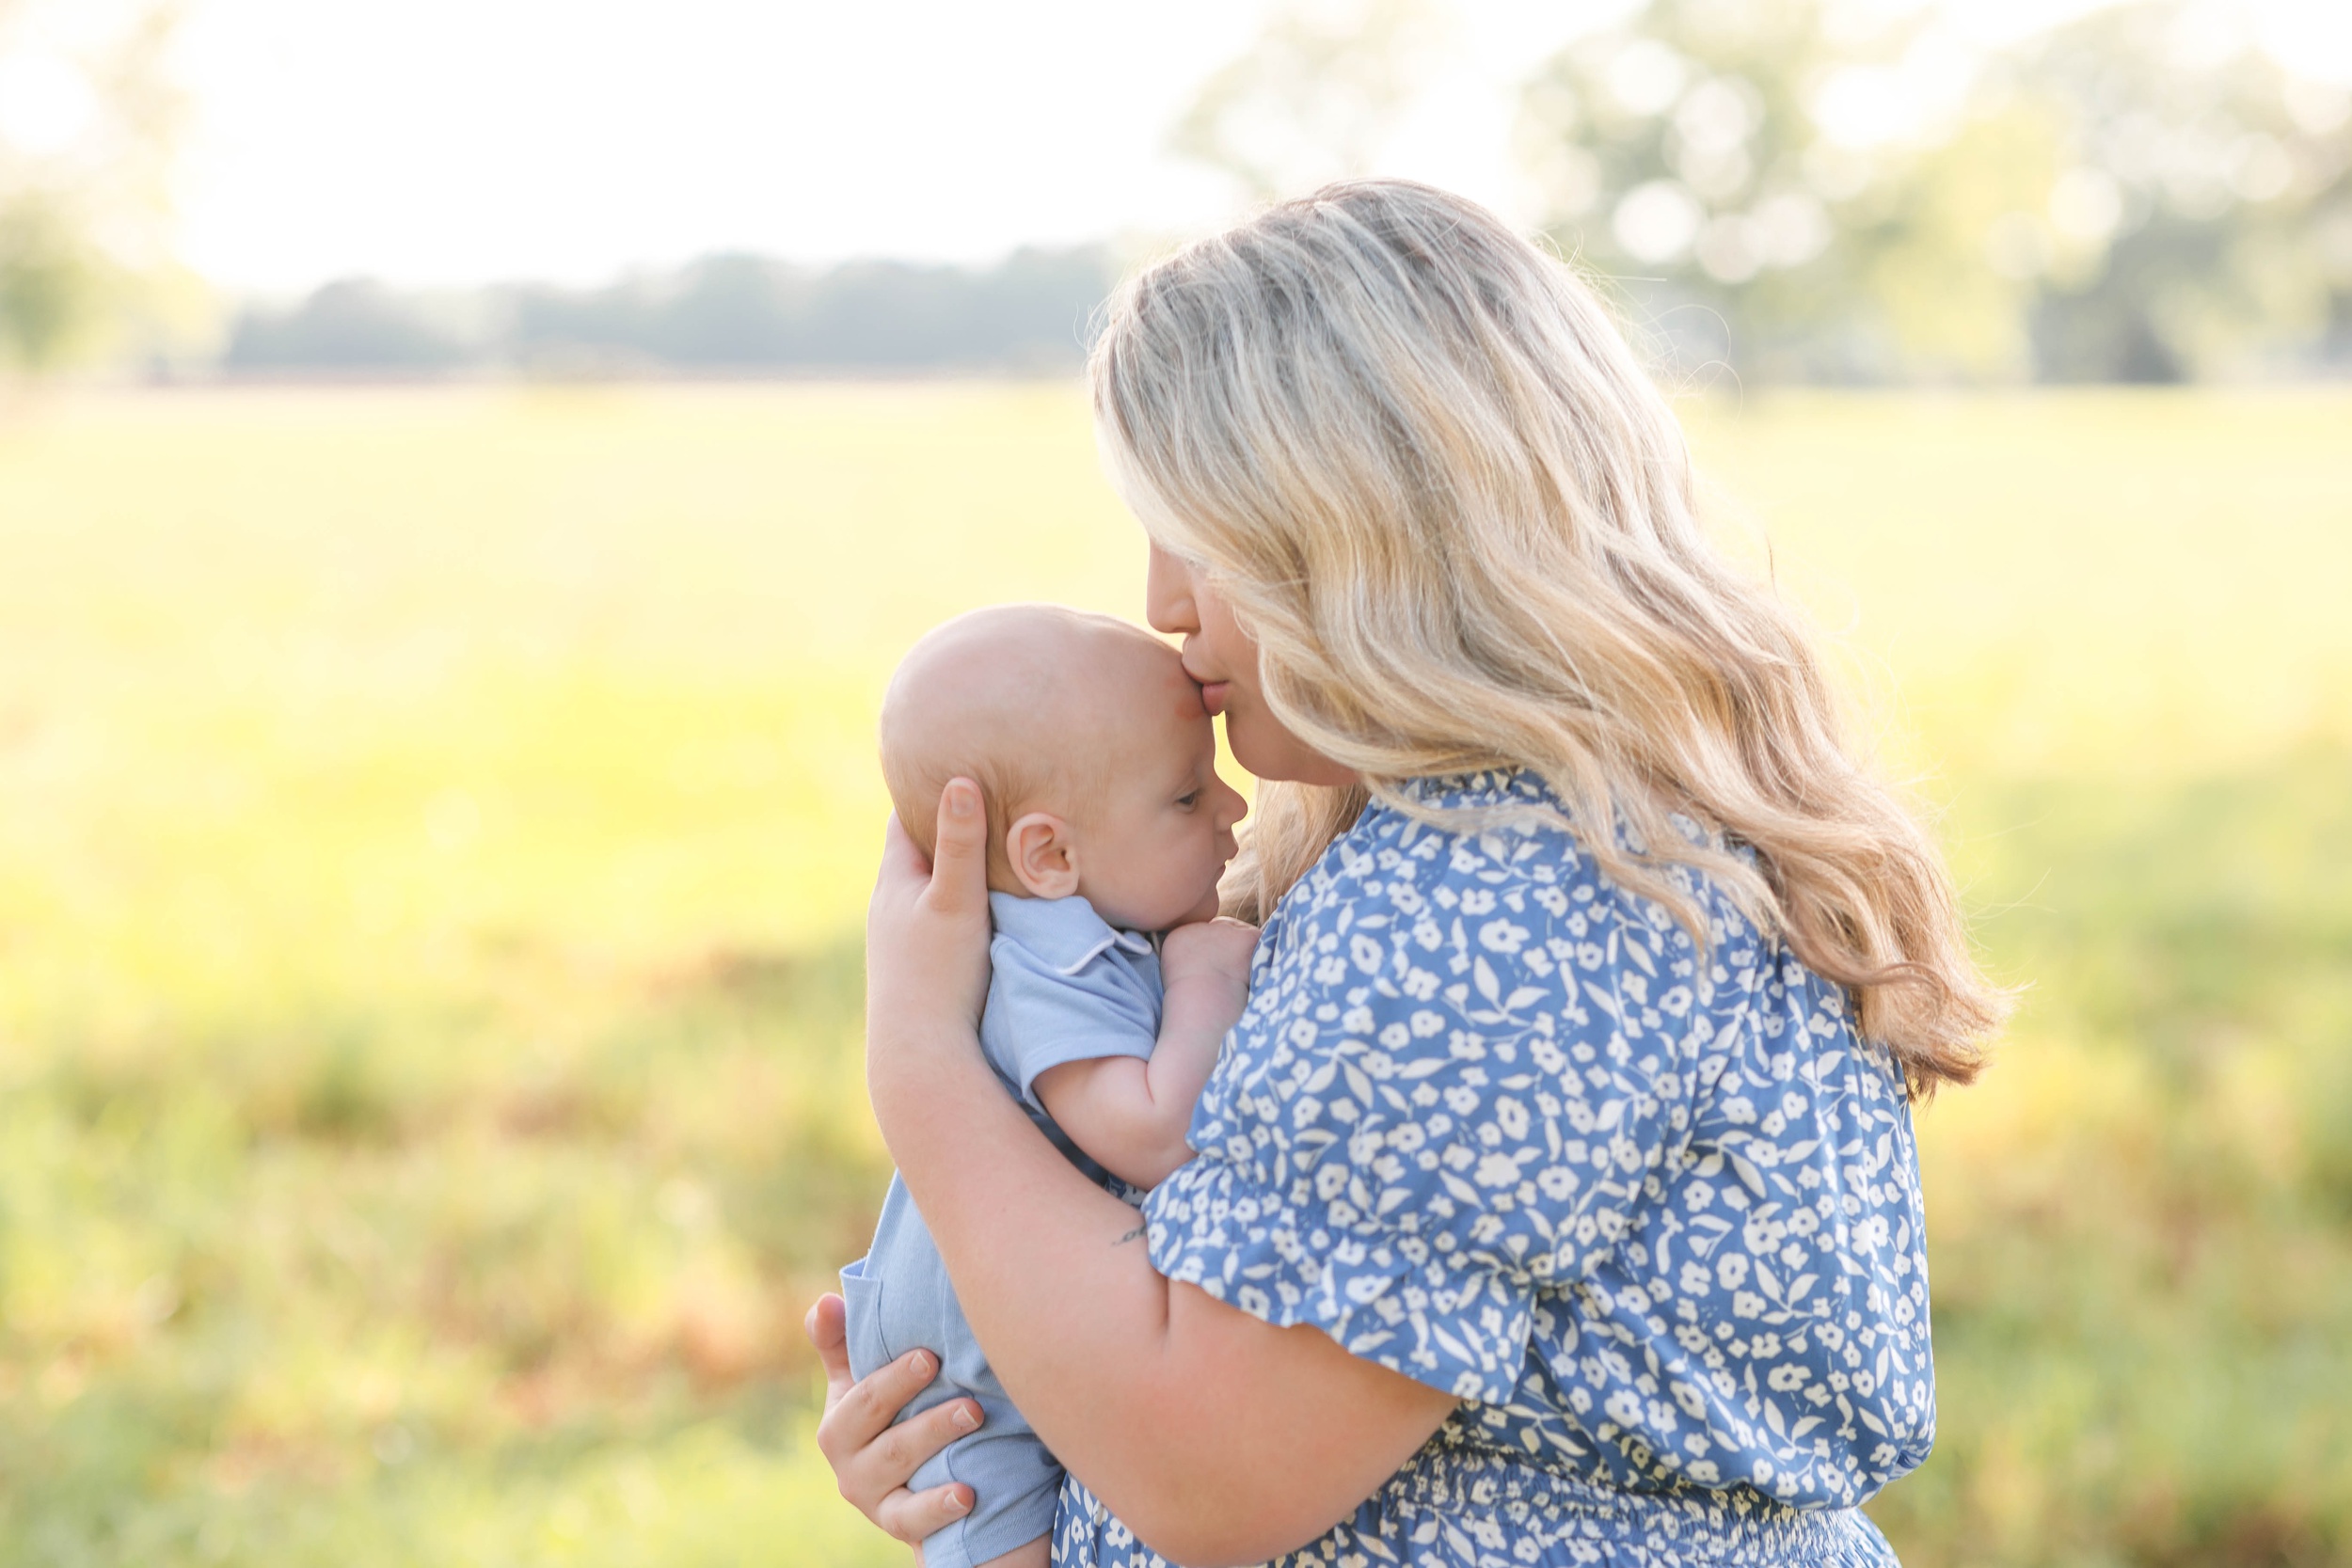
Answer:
[{"xmin": 1113, "ymin": 1226, "xmax": 1146, "ymax": 1246}]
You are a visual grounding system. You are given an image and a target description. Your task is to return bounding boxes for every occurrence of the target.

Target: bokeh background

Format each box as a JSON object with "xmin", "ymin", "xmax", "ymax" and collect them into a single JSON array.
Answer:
[{"xmin": 2, "ymin": 2, "xmax": 2348, "ymax": 1564}]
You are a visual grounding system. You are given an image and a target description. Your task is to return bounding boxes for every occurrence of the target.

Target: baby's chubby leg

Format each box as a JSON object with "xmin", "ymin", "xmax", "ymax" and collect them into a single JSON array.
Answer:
[{"xmin": 973, "ymin": 1536, "xmax": 1049, "ymax": 1568}]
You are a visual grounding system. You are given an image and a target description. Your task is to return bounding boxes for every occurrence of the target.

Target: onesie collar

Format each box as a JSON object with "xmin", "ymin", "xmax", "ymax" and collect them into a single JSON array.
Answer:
[{"xmin": 988, "ymin": 891, "xmax": 1155, "ymax": 976}]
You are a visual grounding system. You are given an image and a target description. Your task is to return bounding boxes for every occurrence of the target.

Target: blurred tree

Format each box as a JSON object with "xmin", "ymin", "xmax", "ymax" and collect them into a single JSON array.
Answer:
[
  {"xmin": 1519, "ymin": 0, "xmax": 2352, "ymax": 381},
  {"xmin": 1518, "ymin": 0, "xmax": 2056, "ymax": 382},
  {"xmin": 0, "ymin": 0, "xmax": 199, "ymax": 380},
  {"xmin": 225, "ymin": 278, "xmax": 480, "ymax": 372},
  {"xmin": 1171, "ymin": 0, "xmax": 1452, "ymax": 201},
  {"xmin": 2003, "ymin": 2, "xmax": 2352, "ymax": 381},
  {"xmin": 1184, "ymin": 0, "xmax": 2350, "ymax": 383},
  {"xmin": 0, "ymin": 186, "xmax": 91, "ymax": 369}
]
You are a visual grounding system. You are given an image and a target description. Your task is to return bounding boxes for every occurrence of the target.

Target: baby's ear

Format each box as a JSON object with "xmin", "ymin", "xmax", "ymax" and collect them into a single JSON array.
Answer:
[{"xmin": 1006, "ymin": 811, "xmax": 1080, "ymax": 899}]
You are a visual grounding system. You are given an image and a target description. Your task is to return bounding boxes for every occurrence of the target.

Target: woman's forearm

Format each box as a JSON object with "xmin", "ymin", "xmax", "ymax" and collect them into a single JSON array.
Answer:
[
  {"xmin": 871, "ymin": 1020, "xmax": 1180, "ymax": 1473},
  {"xmin": 862, "ymin": 794, "xmax": 1452, "ymax": 1562},
  {"xmin": 871, "ymin": 1022, "xmax": 1454, "ymax": 1564}
]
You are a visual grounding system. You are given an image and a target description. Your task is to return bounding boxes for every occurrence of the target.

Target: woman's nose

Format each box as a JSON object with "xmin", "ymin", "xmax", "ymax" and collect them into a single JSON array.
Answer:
[{"xmin": 1144, "ymin": 544, "xmax": 1199, "ymax": 635}]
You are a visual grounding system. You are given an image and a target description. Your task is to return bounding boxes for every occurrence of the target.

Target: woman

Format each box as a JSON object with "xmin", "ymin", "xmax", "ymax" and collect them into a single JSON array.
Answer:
[{"xmin": 809, "ymin": 181, "xmax": 2007, "ymax": 1566}]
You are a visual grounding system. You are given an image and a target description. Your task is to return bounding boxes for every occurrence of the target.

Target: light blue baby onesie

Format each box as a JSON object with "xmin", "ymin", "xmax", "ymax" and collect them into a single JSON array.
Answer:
[{"xmin": 841, "ymin": 892, "xmax": 1161, "ymax": 1568}]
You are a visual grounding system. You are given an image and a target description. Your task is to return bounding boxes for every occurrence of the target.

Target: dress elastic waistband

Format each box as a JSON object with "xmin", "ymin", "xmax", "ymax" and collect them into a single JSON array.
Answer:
[{"xmin": 1385, "ymin": 1445, "xmax": 1889, "ymax": 1566}]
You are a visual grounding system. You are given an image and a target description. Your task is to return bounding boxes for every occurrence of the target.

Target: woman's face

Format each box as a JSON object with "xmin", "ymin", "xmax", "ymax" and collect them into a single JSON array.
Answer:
[{"xmin": 1145, "ymin": 542, "xmax": 1358, "ymax": 787}]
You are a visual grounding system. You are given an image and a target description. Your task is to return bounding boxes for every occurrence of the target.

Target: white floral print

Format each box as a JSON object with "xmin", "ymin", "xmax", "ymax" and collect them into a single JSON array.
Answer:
[{"xmin": 1051, "ymin": 771, "xmax": 1930, "ymax": 1568}]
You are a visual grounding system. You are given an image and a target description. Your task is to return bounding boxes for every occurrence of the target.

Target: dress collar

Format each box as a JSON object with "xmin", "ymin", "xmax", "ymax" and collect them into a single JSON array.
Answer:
[{"xmin": 1389, "ymin": 768, "xmax": 1544, "ymax": 810}]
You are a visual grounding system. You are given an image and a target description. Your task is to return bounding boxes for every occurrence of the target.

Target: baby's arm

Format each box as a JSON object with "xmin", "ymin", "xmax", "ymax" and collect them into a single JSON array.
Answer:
[{"xmin": 1030, "ymin": 916, "xmax": 1258, "ymax": 1192}]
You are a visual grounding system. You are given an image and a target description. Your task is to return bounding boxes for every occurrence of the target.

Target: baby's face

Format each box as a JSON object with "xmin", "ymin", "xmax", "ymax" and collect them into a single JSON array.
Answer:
[{"xmin": 1067, "ymin": 645, "xmax": 1249, "ymax": 930}]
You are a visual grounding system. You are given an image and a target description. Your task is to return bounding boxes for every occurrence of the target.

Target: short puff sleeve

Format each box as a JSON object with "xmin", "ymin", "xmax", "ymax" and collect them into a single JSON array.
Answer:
[{"xmin": 1144, "ymin": 794, "xmax": 1700, "ymax": 1405}]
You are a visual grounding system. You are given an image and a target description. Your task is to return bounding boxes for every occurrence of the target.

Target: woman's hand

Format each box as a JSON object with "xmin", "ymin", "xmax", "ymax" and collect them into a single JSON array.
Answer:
[
  {"xmin": 836, "ymin": 785, "xmax": 997, "ymax": 1549},
  {"xmin": 866, "ymin": 782, "xmax": 994, "ymax": 1103},
  {"xmin": 804, "ymin": 1292, "xmax": 986, "ymax": 1551}
]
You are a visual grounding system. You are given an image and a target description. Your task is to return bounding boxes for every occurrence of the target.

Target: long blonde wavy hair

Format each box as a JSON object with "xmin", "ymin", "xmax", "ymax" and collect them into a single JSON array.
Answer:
[{"xmin": 1089, "ymin": 180, "xmax": 2008, "ymax": 1094}]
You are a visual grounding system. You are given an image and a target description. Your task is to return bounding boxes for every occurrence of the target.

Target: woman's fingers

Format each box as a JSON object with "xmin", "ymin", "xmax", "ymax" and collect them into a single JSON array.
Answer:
[
  {"xmin": 875, "ymin": 1481, "xmax": 977, "ymax": 1544},
  {"xmin": 865, "ymin": 783, "xmax": 993, "ymax": 1049},
  {"xmin": 819, "ymin": 1347, "xmax": 935, "ymax": 1461},
  {"xmin": 924, "ymin": 778, "xmax": 990, "ymax": 919},
  {"xmin": 864, "ymin": 1399, "xmax": 986, "ymax": 1542},
  {"xmin": 803, "ymin": 1293, "xmax": 853, "ymax": 1409},
  {"xmin": 879, "ymin": 810, "xmax": 931, "ymax": 879},
  {"xmin": 868, "ymin": 1391, "xmax": 986, "ymax": 1482},
  {"xmin": 804, "ymin": 1333, "xmax": 987, "ymax": 1542}
]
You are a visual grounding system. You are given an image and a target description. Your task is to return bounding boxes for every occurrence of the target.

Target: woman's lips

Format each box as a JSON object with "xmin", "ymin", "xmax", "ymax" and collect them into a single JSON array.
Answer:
[{"xmin": 1199, "ymin": 680, "xmax": 1232, "ymax": 717}]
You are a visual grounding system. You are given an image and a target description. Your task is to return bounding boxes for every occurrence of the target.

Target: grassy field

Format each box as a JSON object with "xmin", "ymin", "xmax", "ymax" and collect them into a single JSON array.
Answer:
[{"xmin": 0, "ymin": 383, "xmax": 2345, "ymax": 1567}]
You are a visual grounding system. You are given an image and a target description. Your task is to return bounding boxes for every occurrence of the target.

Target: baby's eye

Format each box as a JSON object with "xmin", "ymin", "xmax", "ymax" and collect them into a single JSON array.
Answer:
[{"xmin": 1175, "ymin": 790, "xmax": 1200, "ymax": 810}]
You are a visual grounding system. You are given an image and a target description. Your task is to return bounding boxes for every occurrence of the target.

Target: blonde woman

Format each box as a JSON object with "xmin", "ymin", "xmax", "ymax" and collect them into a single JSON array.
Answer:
[{"xmin": 807, "ymin": 181, "xmax": 2006, "ymax": 1567}]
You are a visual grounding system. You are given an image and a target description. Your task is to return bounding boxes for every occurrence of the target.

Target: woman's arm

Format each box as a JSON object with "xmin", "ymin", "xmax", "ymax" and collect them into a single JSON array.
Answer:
[
  {"xmin": 865, "ymin": 784, "xmax": 1456, "ymax": 1565},
  {"xmin": 1029, "ymin": 916, "xmax": 1259, "ymax": 1191}
]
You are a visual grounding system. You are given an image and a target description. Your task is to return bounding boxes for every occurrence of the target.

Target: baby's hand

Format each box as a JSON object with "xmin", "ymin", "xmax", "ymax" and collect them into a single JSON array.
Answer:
[{"xmin": 1161, "ymin": 916, "xmax": 1261, "ymax": 994}]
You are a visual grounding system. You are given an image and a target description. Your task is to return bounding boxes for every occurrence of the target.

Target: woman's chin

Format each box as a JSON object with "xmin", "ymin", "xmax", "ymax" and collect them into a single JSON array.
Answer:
[
  {"xmin": 1218, "ymin": 705, "xmax": 1355, "ymax": 787},
  {"xmin": 1224, "ymin": 716, "xmax": 1300, "ymax": 783}
]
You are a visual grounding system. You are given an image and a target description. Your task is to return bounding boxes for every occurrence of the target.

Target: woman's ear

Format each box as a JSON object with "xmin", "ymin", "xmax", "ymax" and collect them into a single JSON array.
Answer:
[{"xmin": 1005, "ymin": 811, "xmax": 1081, "ymax": 899}]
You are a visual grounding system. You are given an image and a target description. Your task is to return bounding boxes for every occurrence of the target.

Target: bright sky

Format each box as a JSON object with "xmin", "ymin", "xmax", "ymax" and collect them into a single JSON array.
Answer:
[
  {"xmin": 168, "ymin": 0, "xmax": 1609, "ymax": 291},
  {"xmin": 21, "ymin": 0, "xmax": 2352, "ymax": 292}
]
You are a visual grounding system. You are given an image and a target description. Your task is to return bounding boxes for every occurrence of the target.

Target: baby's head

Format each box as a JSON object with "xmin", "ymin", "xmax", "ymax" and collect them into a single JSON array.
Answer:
[{"xmin": 881, "ymin": 604, "xmax": 1248, "ymax": 931}]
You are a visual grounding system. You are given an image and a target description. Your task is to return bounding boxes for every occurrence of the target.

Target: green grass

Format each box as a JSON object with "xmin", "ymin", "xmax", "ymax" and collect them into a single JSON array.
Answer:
[{"xmin": 0, "ymin": 383, "xmax": 2345, "ymax": 1566}]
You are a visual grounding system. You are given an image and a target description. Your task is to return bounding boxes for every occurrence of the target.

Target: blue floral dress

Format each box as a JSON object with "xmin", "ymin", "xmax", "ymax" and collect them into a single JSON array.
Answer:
[{"xmin": 1050, "ymin": 771, "xmax": 1931, "ymax": 1567}]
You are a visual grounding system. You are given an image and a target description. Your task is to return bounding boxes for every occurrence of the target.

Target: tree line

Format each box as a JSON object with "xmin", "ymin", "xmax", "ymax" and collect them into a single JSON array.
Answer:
[
  {"xmin": 220, "ymin": 248, "xmax": 1120, "ymax": 376},
  {"xmin": 7, "ymin": 0, "xmax": 2349, "ymax": 385}
]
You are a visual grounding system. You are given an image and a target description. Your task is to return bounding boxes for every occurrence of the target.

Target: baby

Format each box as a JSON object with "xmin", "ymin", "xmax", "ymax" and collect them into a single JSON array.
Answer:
[{"xmin": 840, "ymin": 604, "xmax": 1256, "ymax": 1568}]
